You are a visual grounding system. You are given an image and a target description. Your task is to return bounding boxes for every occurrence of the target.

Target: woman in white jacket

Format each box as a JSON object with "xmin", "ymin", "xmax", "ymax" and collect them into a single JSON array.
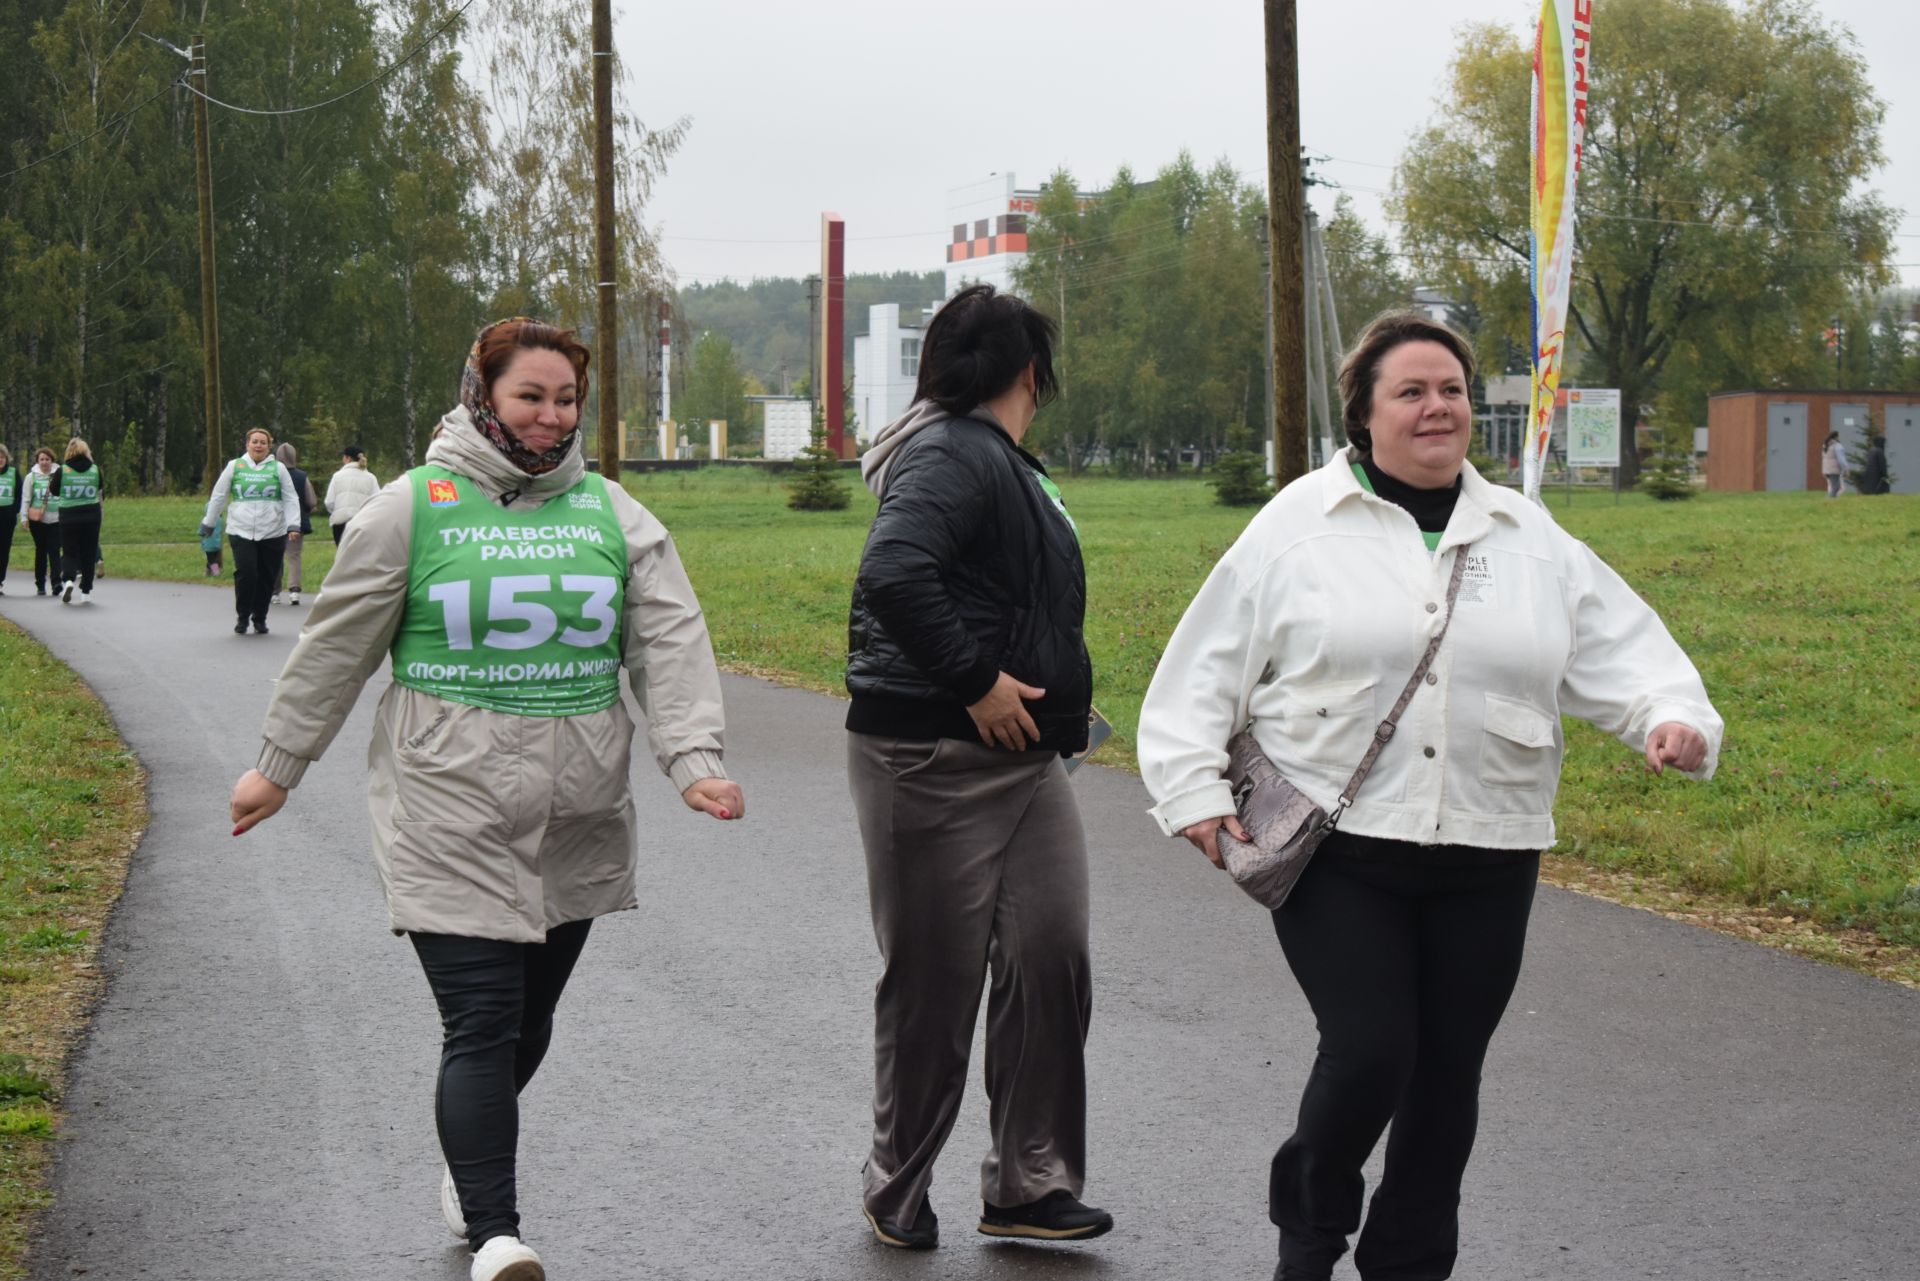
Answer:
[
  {"xmin": 324, "ymin": 443, "xmax": 380, "ymax": 543},
  {"xmin": 201, "ymin": 428, "xmax": 302, "ymax": 634},
  {"xmin": 1138, "ymin": 312, "xmax": 1723, "ymax": 1281}
]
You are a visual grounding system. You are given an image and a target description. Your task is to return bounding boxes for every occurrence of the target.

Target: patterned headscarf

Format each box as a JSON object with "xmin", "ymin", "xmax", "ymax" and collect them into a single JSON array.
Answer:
[{"xmin": 460, "ymin": 317, "xmax": 581, "ymax": 476}]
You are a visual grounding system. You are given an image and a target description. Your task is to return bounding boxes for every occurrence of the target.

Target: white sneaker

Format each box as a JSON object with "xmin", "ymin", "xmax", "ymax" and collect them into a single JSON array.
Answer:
[
  {"xmin": 60, "ymin": 581, "xmax": 73, "ymax": 603},
  {"xmin": 441, "ymin": 1165, "xmax": 467, "ymax": 1239},
  {"xmin": 470, "ymin": 1235, "xmax": 544, "ymax": 1281},
  {"xmin": 271, "ymin": 592, "xmax": 283, "ymax": 605},
  {"xmin": 289, "ymin": 592, "xmax": 300, "ymax": 606}
]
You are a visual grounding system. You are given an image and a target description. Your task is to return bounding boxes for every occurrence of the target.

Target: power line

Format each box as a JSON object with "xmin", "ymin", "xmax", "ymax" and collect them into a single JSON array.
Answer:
[
  {"xmin": 181, "ymin": 0, "xmax": 479, "ymax": 118},
  {"xmin": 0, "ymin": 78, "xmax": 180, "ymax": 182}
]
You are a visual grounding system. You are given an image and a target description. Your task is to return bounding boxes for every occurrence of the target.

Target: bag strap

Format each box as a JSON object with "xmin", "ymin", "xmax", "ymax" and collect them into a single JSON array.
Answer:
[{"xmin": 1325, "ymin": 543, "xmax": 1473, "ymax": 826}]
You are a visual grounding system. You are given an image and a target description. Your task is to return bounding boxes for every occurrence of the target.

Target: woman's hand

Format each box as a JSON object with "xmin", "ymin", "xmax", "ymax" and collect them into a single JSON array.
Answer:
[
  {"xmin": 1644, "ymin": 721, "xmax": 1707, "ymax": 775},
  {"xmin": 1179, "ymin": 814, "xmax": 1250, "ymax": 870},
  {"xmin": 230, "ymin": 769, "xmax": 288, "ymax": 835},
  {"xmin": 682, "ymin": 777, "xmax": 745, "ymax": 821},
  {"xmin": 966, "ymin": 672, "xmax": 1046, "ymax": 750}
]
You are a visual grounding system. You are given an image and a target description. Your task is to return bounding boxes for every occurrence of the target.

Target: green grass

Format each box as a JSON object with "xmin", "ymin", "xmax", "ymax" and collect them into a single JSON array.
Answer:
[
  {"xmin": 42, "ymin": 478, "xmax": 1920, "ymax": 966},
  {"xmin": 0, "ymin": 623, "xmax": 147, "ymax": 1281}
]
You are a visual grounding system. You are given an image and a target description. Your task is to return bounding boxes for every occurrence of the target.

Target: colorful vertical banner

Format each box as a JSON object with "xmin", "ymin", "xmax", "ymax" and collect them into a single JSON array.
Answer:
[{"xmin": 1525, "ymin": 0, "xmax": 1593, "ymax": 503}]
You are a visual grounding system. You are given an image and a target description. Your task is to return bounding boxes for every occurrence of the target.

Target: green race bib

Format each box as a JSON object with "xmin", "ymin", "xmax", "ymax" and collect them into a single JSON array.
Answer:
[
  {"xmin": 390, "ymin": 466, "xmax": 628, "ymax": 717},
  {"xmin": 58, "ymin": 471, "xmax": 101, "ymax": 509},
  {"xmin": 0, "ymin": 471, "xmax": 15, "ymax": 506},
  {"xmin": 229, "ymin": 458, "xmax": 282, "ymax": 504}
]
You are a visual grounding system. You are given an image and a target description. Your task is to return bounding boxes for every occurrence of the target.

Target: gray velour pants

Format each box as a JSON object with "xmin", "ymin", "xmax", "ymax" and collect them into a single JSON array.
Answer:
[{"xmin": 847, "ymin": 732, "xmax": 1093, "ymax": 1227}]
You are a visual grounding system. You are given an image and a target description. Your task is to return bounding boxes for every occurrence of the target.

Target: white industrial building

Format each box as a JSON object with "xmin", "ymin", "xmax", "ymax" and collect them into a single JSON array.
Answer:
[{"xmin": 852, "ymin": 303, "xmax": 930, "ymax": 446}]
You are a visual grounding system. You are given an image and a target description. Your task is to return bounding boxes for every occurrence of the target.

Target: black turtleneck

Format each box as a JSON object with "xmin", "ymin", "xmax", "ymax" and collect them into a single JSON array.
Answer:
[{"xmin": 1357, "ymin": 453, "xmax": 1461, "ymax": 535}]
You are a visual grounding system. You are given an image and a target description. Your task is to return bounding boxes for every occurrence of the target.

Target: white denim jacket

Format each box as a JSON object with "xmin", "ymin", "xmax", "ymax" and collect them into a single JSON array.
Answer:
[{"xmin": 1139, "ymin": 449, "xmax": 1723, "ymax": 850}]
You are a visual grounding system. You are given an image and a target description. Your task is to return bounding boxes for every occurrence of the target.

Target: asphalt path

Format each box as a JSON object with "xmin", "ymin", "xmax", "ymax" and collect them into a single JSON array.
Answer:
[{"xmin": 7, "ymin": 577, "xmax": 1917, "ymax": 1281}]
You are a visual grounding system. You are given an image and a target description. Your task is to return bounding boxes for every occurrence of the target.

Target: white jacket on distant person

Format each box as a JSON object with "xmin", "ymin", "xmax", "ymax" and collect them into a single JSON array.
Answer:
[
  {"xmin": 1138, "ymin": 448, "xmax": 1723, "ymax": 852},
  {"xmin": 1822, "ymin": 439, "xmax": 1848, "ymax": 477},
  {"xmin": 202, "ymin": 456, "xmax": 302, "ymax": 542},
  {"xmin": 324, "ymin": 459, "xmax": 381, "ymax": 527}
]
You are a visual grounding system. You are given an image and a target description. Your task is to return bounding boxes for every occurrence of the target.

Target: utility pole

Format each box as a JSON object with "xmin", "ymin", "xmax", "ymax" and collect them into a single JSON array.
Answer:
[
  {"xmin": 1264, "ymin": 1, "xmax": 1308, "ymax": 485},
  {"xmin": 805, "ymin": 274, "xmax": 821, "ymax": 431},
  {"xmin": 590, "ymin": 0, "xmax": 620, "ymax": 474},
  {"xmin": 190, "ymin": 35, "xmax": 222, "ymax": 485}
]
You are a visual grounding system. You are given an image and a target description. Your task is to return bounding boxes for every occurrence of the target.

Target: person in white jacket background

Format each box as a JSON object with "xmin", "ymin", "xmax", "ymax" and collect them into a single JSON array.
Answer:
[
  {"xmin": 201, "ymin": 427, "xmax": 302, "ymax": 635},
  {"xmin": 1137, "ymin": 311, "xmax": 1723, "ymax": 1281},
  {"xmin": 323, "ymin": 443, "xmax": 380, "ymax": 544}
]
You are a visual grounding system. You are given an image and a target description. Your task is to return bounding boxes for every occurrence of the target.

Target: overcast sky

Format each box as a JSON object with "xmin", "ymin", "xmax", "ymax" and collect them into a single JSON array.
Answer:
[{"xmin": 618, "ymin": 0, "xmax": 1917, "ymax": 291}]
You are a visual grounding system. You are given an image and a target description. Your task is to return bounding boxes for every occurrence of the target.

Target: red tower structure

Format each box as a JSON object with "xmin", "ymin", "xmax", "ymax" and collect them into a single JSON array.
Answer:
[{"xmin": 819, "ymin": 212, "xmax": 847, "ymax": 457}]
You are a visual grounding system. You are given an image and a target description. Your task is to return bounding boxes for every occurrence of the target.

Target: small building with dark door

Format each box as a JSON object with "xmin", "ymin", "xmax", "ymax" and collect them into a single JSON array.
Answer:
[{"xmin": 1706, "ymin": 390, "xmax": 1919, "ymax": 493}]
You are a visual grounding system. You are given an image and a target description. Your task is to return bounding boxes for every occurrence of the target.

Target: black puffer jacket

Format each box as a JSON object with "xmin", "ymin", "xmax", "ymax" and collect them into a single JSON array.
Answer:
[{"xmin": 846, "ymin": 412, "xmax": 1091, "ymax": 754}]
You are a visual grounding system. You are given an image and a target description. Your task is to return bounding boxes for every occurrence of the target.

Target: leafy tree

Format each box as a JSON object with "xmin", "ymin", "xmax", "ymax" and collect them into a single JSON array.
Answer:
[
  {"xmin": 676, "ymin": 332, "xmax": 748, "ymax": 445},
  {"xmin": 1392, "ymin": 0, "xmax": 1897, "ymax": 485},
  {"xmin": 1321, "ymin": 193, "xmax": 1410, "ymax": 348}
]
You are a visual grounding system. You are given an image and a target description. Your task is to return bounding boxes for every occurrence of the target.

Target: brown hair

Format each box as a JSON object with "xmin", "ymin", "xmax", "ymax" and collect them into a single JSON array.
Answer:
[
  {"xmin": 63, "ymin": 437, "xmax": 91, "ymax": 462},
  {"xmin": 475, "ymin": 320, "xmax": 591, "ymax": 405},
  {"xmin": 34, "ymin": 447, "xmax": 54, "ymax": 465},
  {"xmin": 1337, "ymin": 311, "xmax": 1477, "ymax": 453},
  {"xmin": 244, "ymin": 427, "xmax": 274, "ymax": 447}
]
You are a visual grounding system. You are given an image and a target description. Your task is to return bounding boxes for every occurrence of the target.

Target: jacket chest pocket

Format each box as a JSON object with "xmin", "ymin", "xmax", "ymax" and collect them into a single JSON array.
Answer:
[
  {"xmin": 1277, "ymin": 681, "xmax": 1377, "ymax": 769},
  {"xmin": 1478, "ymin": 693, "xmax": 1558, "ymax": 790}
]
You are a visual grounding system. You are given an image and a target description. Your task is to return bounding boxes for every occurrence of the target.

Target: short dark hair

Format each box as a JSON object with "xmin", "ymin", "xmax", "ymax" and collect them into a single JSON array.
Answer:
[
  {"xmin": 341, "ymin": 444, "xmax": 364, "ymax": 460},
  {"xmin": 1337, "ymin": 311, "xmax": 1478, "ymax": 453},
  {"xmin": 915, "ymin": 284, "xmax": 1059, "ymax": 418}
]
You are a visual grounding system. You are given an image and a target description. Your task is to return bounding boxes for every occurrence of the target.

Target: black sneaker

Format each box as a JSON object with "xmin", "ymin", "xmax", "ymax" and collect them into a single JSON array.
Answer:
[
  {"xmin": 864, "ymin": 1198, "xmax": 937, "ymax": 1250},
  {"xmin": 978, "ymin": 1189, "xmax": 1113, "ymax": 1241},
  {"xmin": 252, "ymin": 620, "xmax": 269, "ymax": 635},
  {"xmin": 234, "ymin": 619, "xmax": 248, "ymax": 634}
]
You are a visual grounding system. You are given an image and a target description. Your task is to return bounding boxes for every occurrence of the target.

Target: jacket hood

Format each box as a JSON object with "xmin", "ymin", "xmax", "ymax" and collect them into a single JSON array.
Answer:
[
  {"xmin": 65, "ymin": 455, "xmax": 95, "ymax": 472},
  {"xmin": 425, "ymin": 404, "xmax": 586, "ymax": 504},
  {"xmin": 275, "ymin": 442, "xmax": 299, "ymax": 467},
  {"xmin": 860, "ymin": 399, "xmax": 1013, "ymax": 496}
]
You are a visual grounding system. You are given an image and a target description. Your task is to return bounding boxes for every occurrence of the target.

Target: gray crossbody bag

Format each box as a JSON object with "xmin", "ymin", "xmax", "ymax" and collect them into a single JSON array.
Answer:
[{"xmin": 1216, "ymin": 545, "xmax": 1471, "ymax": 910}]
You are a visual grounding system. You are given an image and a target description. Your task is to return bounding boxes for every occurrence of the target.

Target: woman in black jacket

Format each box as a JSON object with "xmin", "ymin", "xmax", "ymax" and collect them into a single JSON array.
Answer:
[
  {"xmin": 49, "ymin": 438, "xmax": 103, "ymax": 604},
  {"xmin": 845, "ymin": 284, "xmax": 1111, "ymax": 1252}
]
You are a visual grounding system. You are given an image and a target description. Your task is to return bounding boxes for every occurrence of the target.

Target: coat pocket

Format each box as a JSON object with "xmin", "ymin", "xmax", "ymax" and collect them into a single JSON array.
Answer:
[
  {"xmin": 1277, "ymin": 680, "xmax": 1377, "ymax": 769},
  {"xmin": 551, "ymin": 702, "xmax": 636, "ymax": 821},
  {"xmin": 1479, "ymin": 693, "xmax": 1558, "ymax": 790}
]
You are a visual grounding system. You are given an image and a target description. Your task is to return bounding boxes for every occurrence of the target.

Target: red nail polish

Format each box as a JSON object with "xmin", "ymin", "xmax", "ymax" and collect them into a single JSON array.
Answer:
[
  {"xmin": 232, "ymin": 825, "xmax": 245, "ymax": 836},
  {"xmin": 718, "ymin": 809, "xmax": 732, "ymax": 820}
]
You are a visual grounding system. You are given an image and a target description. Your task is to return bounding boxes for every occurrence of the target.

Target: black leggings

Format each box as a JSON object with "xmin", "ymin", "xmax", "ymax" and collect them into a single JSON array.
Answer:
[
  {"xmin": 0, "ymin": 520, "xmax": 13, "ymax": 587},
  {"xmin": 1270, "ymin": 848, "xmax": 1539, "ymax": 1281},
  {"xmin": 228, "ymin": 534, "xmax": 286, "ymax": 625},
  {"xmin": 411, "ymin": 920, "xmax": 593, "ymax": 1250},
  {"xmin": 59, "ymin": 516, "xmax": 101, "ymax": 593},
  {"xmin": 28, "ymin": 521, "xmax": 57, "ymax": 590}
]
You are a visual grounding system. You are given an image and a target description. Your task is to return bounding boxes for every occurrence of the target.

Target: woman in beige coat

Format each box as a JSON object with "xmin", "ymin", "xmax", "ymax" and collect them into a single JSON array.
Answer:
[{"xmin": 228, "ymin": 318, "xmax": 744, "ymax": 1281}]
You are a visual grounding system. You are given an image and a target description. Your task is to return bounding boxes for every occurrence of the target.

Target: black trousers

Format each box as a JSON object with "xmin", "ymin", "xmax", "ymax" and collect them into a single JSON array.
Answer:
[
  {"xmin": 329, "ymin": 521, "xmax": 345, "ymax": 545},
  {"xmin": 228, "ymin": 534, "xmax": 286, "ymax": 625},
  {"xmin": 410, "ymin": 920, "xmax": 592, "ymax": 1250},
  {"xmin": 0, "ymin": 519, "xmax": 14, "ymax": 586},
  {"xmin": 27, "ymin": 521, "xmax": 57, "ymax": 590},
  {"xmin": 58, "ymin": 516, "xmax": 101, "ymax": 593},
  {"xmin": 1270, "ymin": 847, "xmax": 1539, "ymax": 1281}
]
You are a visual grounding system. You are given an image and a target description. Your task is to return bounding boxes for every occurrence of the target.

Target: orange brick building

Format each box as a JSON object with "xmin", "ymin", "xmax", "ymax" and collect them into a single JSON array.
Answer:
[{"xmin": 1705, "ymin": 390, "xmax": 1918, "ymax": 493}]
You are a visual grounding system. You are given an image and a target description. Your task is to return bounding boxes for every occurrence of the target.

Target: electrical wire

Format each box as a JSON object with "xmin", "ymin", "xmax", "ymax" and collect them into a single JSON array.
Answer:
[
  {"xmin": 180, "ymin": 0, "xmax": 479, "ymax": 118},
  {"xmin": 0, "ymin": 77, "xmax": 180, "ymax": 181}
]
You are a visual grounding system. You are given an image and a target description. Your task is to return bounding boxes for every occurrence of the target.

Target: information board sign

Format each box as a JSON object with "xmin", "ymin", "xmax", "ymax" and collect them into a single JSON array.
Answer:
[{"xmin": 1566, "ymin": 388, "xmax": 1622, "ymax": 467}]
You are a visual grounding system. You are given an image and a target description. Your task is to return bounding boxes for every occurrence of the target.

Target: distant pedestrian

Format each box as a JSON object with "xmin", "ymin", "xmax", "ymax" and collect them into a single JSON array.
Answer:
[
  {"xmin": 201, "ymin": 515, "xmax": 225, "ymax": 577},
  {"xmin": 1821, "ymin": 431, "xmax": 1848, "ymax": 498},
  {"xmin": 48, "ymin": 438, "xmax": 102, "ymax": 605},
  {"xmin": 226, "ymin": 317, "xmax": 744, "ymax": 1281},
  {"xmin": 323, "ymin": 444, "xmax": 379, "ymax": 546},
  {"xmin": 271, "ymin": 442, "xmax": 320, "ymax": 606},
  {"xmin": 0, "ymin": 445, "xmax": 19, "ymax": 595},
  {"xmin": 1139, "ymin": 311, "xmax": 1725, "ymax": 1281},
  {"xmin": 22, "ymin": 448, "xmax": 60, "ymax": 596},
  {"xmin": 846, "ymin": 284, "xmax": 1112, "ymax": 1251},
  {"xmin": 1858, "ymin": 435, "xmax": 1890, "ymax": 495},
  {"xmin": 201, "ymin": 428, "xmax": 301, "ymax": 635}
]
